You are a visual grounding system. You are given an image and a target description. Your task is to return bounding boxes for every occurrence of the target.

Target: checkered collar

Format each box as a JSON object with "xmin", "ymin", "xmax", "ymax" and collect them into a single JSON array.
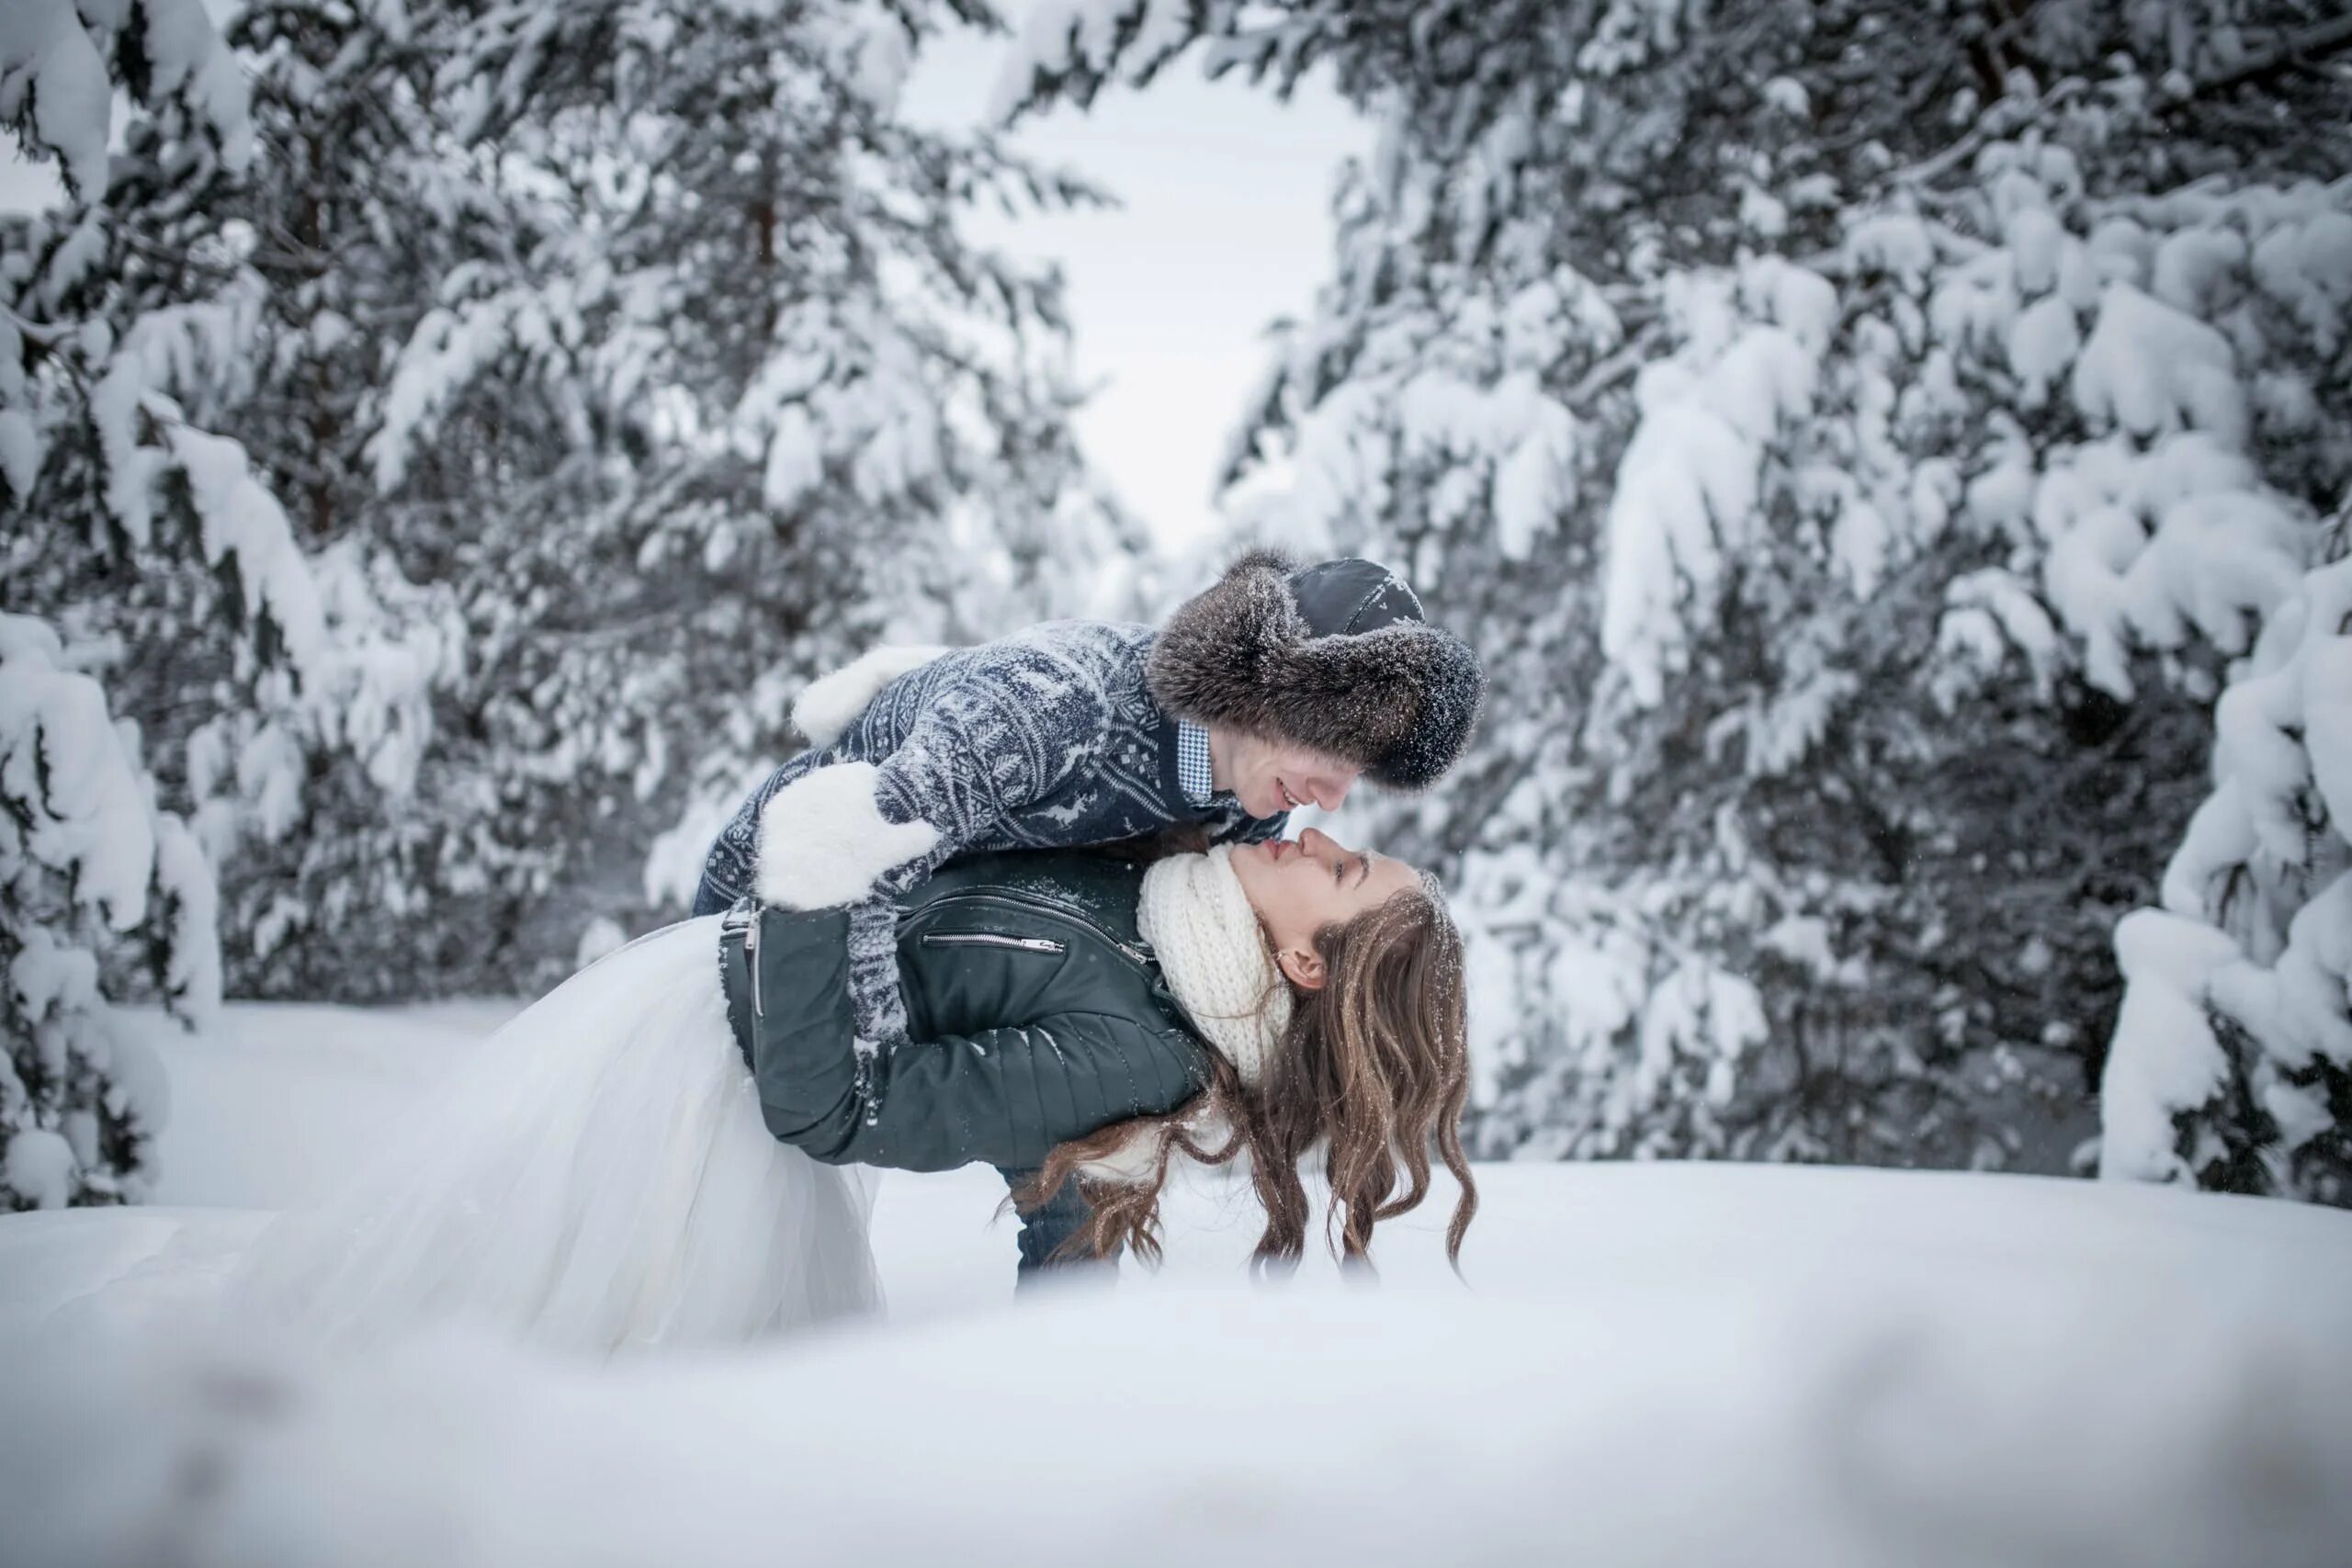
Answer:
[{"xmin": 1175, "ymin": 719, "xmax": 1216, "ymax": 807}]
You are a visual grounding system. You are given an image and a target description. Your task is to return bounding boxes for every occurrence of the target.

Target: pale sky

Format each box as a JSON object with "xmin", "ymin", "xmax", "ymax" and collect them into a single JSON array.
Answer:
[
  {"xmin": 3, "ymin": 11, "xmax": 1365, "ymax": 553},
  {"xmin": 904, "ymin": 27, "xmax": 1368, "ymax": 552},
  {"xmin": 0, "ymin": 148, "xmax": 62, "ymax": 214}
]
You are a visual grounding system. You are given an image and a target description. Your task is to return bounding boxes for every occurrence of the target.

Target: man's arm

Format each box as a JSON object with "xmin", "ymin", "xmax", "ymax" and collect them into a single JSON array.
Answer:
[
  {"xmin": 755, "ymin": 649, "xmax": 1108, "ymax": 1043},
  {"xmin": 758, "ymin": 648, "xmax": 1106, "ymax": 908}
]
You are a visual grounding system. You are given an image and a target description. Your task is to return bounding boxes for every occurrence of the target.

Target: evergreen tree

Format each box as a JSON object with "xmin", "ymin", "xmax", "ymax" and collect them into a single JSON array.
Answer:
[
  {"xmin": 12, "ymin": 0, "xmax": 1143, "ymax": 1012},
  {"xmin": 232, "ymin": 0, "xmax": 1143, "ymax": 996},
  {"xmin": 2, "ymin": 1, "xmax": 463, "ymax": 982},
  {"xmin": 0, "ymin": 615, "xmax": 210, "ymax": 1209},
  {"xmin": 2101, "ymin": 495, "xmax": 2352, "ymax": 1204},
  {"xmin": 0, "ymin": 0, "xmax": 401, "ymax": 1203},
  {"xmin": 998, "ymin": 0, "xmax": 2352, "ymax": 1171}
]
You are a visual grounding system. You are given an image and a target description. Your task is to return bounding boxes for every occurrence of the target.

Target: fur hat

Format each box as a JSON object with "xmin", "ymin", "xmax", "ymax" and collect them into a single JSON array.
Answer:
[{"xmin": 1147, "ymin": 550, "xmax": 1483, "ymax": 791}]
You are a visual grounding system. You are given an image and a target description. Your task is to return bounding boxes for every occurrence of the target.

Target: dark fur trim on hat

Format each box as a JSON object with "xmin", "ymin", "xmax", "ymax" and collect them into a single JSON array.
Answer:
[{"xmin": 1148, "ymin": 550, "xmax": 1483, "ymax": 791}]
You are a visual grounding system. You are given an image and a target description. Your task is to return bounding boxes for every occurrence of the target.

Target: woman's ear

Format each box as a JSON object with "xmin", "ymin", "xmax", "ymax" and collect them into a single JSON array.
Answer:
[{"xmin": 1276, "ymin": 944, "xmax": 1327, "ymax": 991}]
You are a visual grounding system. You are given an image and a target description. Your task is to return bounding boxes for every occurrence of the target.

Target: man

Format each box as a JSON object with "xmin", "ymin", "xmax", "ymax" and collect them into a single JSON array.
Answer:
[{"xmin": 691, "ymin": 549, "xmax": 1482, "ymax": 1280}]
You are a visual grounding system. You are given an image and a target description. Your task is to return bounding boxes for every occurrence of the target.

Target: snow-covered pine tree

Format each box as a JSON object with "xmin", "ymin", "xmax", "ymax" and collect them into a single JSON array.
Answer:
[
  {"xmin": 3, "ymin": 0, "xmax": 452, "ymax": 1199},
  {"xmin": 152, "ymin": 0, "xmax": 622, "ymax": 996},
  {"xmin": 11, "ymin": 0, "xmax": 1142, "ymax": 1002},
  {"xmin": 253, "ymin": 0, "xmax": 1141, "ymax": 996},
  {"xmin": 997, "ymin": 0, "xmax": 2352, "ymax": 1170},
  {"xmin": 0, "ymin": 616, "xmax": 212, "ymax": 1209},
  {"xmin": 2100, "ymin": 493, "xmax": 2352, "ymax": 1203}
]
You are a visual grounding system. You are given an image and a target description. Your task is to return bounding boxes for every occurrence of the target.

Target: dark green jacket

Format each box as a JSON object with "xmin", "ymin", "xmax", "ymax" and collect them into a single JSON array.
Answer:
[{"xmin": 720, "ymin": 850, "xmax": 1213, "ymax": 1172}]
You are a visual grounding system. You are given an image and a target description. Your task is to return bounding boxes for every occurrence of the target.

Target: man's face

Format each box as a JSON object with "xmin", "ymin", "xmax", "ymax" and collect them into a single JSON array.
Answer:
[{"xmin": 1211, "ymin": 728, "xmax": 1363, "ymax": 819}]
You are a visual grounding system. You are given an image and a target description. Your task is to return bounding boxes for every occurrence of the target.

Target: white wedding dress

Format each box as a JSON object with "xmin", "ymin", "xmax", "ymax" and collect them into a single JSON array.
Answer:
[{"xmin": 230, "ymin": 917, "xmax": 884, "ymax": 1356}]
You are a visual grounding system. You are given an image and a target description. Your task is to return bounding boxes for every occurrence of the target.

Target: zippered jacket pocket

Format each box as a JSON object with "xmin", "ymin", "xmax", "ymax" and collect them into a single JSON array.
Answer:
[
  {"xmin": 920, "ymin": 931, "xmax": 1066, "ymax": 955},
  {"xmin": 906, "ymin": 889, "xmax": 1152, "ymax": 968}
]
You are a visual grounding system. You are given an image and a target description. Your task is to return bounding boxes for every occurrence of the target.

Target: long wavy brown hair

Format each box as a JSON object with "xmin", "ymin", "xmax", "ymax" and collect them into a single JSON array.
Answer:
[{"xmin": 1012, "ymin": 857, "xmax": 1477, "ymax": 1274}]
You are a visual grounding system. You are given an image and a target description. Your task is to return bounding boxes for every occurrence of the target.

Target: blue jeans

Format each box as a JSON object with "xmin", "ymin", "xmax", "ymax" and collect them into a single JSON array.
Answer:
[{"xmin": 1000, "ymin": 1166, "xmax": 1120, "ymax": 1288}]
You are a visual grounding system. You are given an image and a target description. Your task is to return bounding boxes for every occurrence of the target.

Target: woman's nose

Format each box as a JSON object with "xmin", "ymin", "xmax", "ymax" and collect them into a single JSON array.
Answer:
[{"xmin": 1299, "ymin": 826, "xmax": 1350, "ymax": 858}]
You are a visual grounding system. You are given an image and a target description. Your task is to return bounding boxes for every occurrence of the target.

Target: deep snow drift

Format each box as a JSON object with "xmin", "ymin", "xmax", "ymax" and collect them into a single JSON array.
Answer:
[{"xmin": 3, "ymin": 1002, "xmax": 2349, "ymax": 1567}]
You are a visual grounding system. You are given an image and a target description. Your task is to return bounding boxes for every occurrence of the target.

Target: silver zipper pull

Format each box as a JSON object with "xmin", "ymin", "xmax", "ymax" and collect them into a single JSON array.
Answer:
[
  {"xmin": 744, "ymin": 910, "xmax": 764, "ymax": 1020},
  {"xmin": 920, "ymin": 931, "xmax": 1067, "ymax": 954}
]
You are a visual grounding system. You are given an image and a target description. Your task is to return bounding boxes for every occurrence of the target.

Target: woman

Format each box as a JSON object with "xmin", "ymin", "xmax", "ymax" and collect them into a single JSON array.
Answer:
[{"xmin": 235, "ymin": 825, "xmax": 1476, "ymax": 1354}]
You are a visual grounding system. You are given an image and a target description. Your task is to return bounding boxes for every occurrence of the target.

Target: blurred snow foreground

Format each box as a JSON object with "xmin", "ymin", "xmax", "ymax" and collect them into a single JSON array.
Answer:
[{"xmin": 2, "ymin": 1009, "xmax": 2350, "ymax": 1567}]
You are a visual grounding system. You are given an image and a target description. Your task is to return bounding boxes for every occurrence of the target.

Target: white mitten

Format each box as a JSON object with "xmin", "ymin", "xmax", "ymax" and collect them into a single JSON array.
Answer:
[
  {"xmin": 790, "ymin": 644, "xmax": 950, "ymax": 748},
  {"xmin": 754, "ymin": 761, "xmax": 941, "ymax": 910}
]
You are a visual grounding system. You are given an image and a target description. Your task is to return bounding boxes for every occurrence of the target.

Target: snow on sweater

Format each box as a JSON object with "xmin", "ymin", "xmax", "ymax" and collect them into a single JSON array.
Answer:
[{"xmin": 692, "ymin": 620, "xmax": 1286, "ymax": 1049}]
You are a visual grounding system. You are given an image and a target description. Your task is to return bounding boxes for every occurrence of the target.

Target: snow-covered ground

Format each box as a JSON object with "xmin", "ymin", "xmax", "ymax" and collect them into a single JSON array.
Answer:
[{"xmin": 4, "ymin": 1003, "xmax": 2351, "ymax": 1566}]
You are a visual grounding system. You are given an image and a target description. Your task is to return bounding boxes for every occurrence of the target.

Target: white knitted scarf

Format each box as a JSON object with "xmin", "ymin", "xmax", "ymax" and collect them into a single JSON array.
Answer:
[
  {"xmin": 1136, "ymin": 845, "xmax": 1291, "ymax": 1086},
  {"xmin": 1077, "ymin": 846, "xmax": 1290, "ymax": 1185}
]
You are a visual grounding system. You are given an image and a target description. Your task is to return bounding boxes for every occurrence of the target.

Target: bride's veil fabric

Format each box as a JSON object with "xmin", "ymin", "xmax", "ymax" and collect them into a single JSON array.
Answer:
[{"xmin": 231, "ymin": 918, "xmax": 883, "ymax": 1356}]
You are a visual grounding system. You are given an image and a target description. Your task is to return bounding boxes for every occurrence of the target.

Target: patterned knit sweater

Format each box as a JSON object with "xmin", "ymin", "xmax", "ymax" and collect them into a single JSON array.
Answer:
[{"xmin": 691, "ymin": 620, "xmax": 1286, "ymax": 1047}]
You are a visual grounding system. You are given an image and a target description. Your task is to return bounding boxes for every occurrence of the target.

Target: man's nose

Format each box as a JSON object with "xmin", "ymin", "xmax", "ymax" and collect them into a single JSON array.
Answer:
[{"xmin": 1317, "ymin": 775, "xmax": 1353, "ymax": 811}]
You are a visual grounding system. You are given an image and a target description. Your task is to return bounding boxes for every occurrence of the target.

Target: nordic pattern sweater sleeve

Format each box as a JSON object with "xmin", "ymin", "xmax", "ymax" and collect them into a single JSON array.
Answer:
[{"xmin": 836, "ymin": 649, "xmax": 1113, "ymax": 1046}]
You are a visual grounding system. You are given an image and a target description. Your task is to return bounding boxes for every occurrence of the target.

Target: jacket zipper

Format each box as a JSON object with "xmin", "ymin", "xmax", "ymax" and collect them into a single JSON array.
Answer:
[
  {"xmin": 921, "ymin": 931, "xmax": 1067, "ymax": 955},
  {"xmin": 905, "ymin": 889, "xmax": 1153, "ymax": 970},
  {"xmin": 905, "ymin": 890, "xmax": 1202, "ymax": 1039},
  {"xmin": 743, "ymin": 911, "xmax": 763, "ymax": 1020}
]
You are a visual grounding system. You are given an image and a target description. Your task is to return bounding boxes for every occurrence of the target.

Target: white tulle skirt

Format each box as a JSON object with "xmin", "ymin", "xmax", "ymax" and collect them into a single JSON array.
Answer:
[{"xmin": 231, "ymin": 918, "xmax": 883, "ymax": 1356}]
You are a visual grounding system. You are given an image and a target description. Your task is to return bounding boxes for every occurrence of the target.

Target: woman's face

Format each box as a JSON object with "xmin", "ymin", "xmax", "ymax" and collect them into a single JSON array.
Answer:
[{"xmin": 1229, "ymin": 828, "xmax": 1422, "ymax": 990}]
